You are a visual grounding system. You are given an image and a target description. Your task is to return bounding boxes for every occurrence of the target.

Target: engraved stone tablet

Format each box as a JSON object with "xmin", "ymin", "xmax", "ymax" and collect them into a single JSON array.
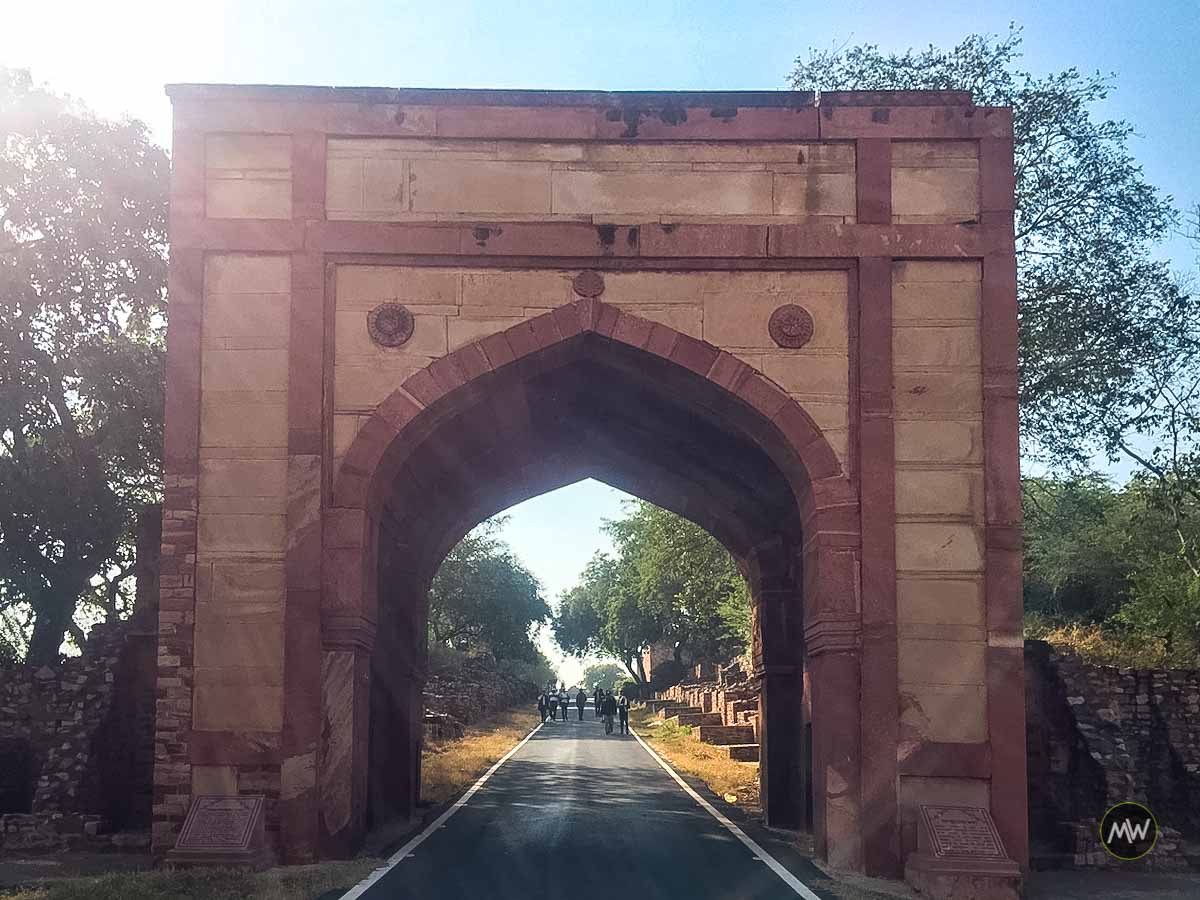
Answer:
[
  {"xmin": 920, "ymin": 805, "xmax": 1007, "ymax": 859},
  {"xmin": 169, "ymin": 795, "xmax": 269, "ymax": 868},
  {"xmin": 906, "ymin": 804, "xmax": 1020, "ymax": 899}
]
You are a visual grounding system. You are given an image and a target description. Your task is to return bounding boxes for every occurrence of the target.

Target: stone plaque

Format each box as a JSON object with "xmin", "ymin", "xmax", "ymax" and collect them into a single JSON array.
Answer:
[
  {"xmin": 169, "ymin": 795, "xmax": 268, "ymax": 868},
  {"xmin": 920, "ymin": 805, "xmax": 1007, "ymax": 860}
]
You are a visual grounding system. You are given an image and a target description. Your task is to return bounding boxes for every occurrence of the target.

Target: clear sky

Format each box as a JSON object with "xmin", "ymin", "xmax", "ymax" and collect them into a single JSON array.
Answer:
[{"xmin": 7, "ymin": 0, "xmax": 1197, "ymax": 678}]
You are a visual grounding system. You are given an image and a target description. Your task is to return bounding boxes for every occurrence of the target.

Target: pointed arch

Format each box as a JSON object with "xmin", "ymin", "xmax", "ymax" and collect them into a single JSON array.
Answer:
[{"xmin": 318, "ymin": 298, "xmax": 866, "ymax": 868}]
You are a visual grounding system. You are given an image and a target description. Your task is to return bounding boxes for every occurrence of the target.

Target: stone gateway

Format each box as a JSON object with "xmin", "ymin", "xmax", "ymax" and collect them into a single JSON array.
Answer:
[{"xmin": 154, "ymin": 85, "xmax": 1024, "ymax": 881}]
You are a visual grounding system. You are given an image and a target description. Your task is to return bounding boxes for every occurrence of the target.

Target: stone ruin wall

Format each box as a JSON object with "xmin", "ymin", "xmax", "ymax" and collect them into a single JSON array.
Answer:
[
  {"xmin": 1025, "ymin": 641, "xmax": 1200, "ymax": 870},
  {"xmin": 0, "ymin": 622, "xmax": 156, "ymax": 852}
]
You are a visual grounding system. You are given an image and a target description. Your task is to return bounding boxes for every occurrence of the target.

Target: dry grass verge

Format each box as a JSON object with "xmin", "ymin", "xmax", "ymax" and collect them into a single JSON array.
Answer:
[
  {"xmin": 421, "ymin": 705, "xmax": 540, "ymax": 806},
  {"xmin": 631, "ymin": 707, "xmax": 761, "ymax": 815},
  {"xmin": 0, "ymin": 859, "xmax": 380, "ymax": 900}
]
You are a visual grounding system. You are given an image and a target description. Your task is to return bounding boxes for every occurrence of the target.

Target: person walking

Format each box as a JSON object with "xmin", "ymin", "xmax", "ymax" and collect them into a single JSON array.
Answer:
[
  {"xmin": 548, "ymin": 691, "xmax": 559, "ymax": 722},
  {"xmin": 593, "ymin": 685, "xmax": 603, "ymax": 718},
  {"xmin": 617, "ymin": 693, "xmax": 630, "ymax": 735},
  {"xmin": 601, "ymin": 690, "xmax": 618, "ymax": 735},
  {"xmin": 537, "ymin": 692, "xmax": 547, "ymax": 723},
  {"xmin": 559, "ymin": 688, "xmax": 570, "ymax": 722},
  {"xmin": 575, "ymin": 687, "xmax": 586, "ymax": 721}
]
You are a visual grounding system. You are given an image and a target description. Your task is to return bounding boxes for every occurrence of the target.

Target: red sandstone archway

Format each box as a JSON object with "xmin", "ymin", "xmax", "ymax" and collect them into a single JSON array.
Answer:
[{"xmin": 319, "ymin": 299, "xmax": 872, "ymax": 870}]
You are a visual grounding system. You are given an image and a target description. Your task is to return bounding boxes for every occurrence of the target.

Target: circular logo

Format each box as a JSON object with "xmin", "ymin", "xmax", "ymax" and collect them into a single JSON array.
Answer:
[
  {"xmin": 1099, "ymin": 802, "xmax": 1158, "ymax": 861},
  {"xmin": 768, "ymin": 304, "xmax": 815, "ymax": 349},
  {"xmin": 367, "ymin": 303, "xmax": 415, "ymax": 348}
]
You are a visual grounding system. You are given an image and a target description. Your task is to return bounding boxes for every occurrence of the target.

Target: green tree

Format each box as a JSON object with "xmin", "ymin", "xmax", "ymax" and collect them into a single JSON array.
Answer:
[
  {"xmin": 427, "ymin": 519, "xmax": 549, "ymax": 662},
  {"xmin": 553, "ymin": 502, "xmax": 751, "ymax": 681},
  {"xmin": 0, "ymin": 69, "xmax": 168, "ymax": 663},
  {"xmin": 1022, "ymin": 475, "xmax": 1131, "ymax": 622},
  {"xmin": 790, "ymin": 30, "xmax": 1200, "ymax": 485},
  {"xmin": 553, "ymin": 552, "xmax": 654, "ymax": 684},
  {"xmin": 606, "ymin": 502, "xmax": 750, "ymax": 664},
  {"xmin": 1022, "ymin": 474, "xmax": 1200, "ymax": 664},
  {"xmin": 580, "ymin": 661, "xmax": 625, "ymax": 691}
]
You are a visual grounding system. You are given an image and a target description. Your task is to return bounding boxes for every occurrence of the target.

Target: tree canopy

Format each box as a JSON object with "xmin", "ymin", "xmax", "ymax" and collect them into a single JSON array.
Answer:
[
  {"xmin": 553, "ymin": 501, "xmax": 750, "ymax": 683},
  {"xmin": 1023, "ymin": 474, "xmax": 1200, "ymax": 666},
  {"xmin": 791, "ymin": 29, "xmax": 1199, "ymax": 487},
  {"xmin": 427, "ymin": 519, "xmax": 550, "ymax": 663},
  {"xmin": 0, "ymin": 69, "xmax": 168, "ymax": 663},
  {"xmin": 580, "ymin": 661, "xmax": 626, "ymax": 691}
]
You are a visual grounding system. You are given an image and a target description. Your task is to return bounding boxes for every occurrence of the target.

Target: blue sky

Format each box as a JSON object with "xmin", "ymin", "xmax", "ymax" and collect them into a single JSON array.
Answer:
[{"xmin": 7, "ymin": 0, "xmax": 1197, "ymax": 677}]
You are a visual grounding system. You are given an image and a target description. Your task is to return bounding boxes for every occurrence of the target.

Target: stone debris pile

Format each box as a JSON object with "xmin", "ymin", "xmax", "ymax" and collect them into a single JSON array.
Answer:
[{"xmin": 421, "ymin": 654, "xmax": 540, "ymax": 742}]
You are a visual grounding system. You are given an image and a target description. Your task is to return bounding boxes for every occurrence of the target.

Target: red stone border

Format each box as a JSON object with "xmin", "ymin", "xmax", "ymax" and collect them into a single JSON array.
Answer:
[
  {"xmin": 978, "ymin": 133, "xmax": 1026, "ymax": 870},
  {"xmin": 165, "ymin": 86, "xmax": 1011, "ymax": 142},
  {"xmin": 168, "ymin": 216, "xmax": 1014, "ymax": 260}
]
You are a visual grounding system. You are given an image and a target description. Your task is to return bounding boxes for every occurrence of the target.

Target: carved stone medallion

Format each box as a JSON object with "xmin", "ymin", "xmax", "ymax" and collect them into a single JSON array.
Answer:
[
  {"xmin": 367, "ymin": 303, "xmax": 415, "ymax": 347},
  {"xmin": 572, "ymin": 271, "xmax": 605, "ymax": 298},
  {"xmin": 768, "ymin": 304, "xmax": 815, "ymax": 349}
]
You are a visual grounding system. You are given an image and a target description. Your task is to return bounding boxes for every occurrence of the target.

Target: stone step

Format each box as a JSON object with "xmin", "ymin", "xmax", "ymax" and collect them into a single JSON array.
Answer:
[
  {"xmin": 643, "ymin": 698, "xmax": 676, "ymax": 712},
  {"xmin": 669, "ymin": 712, "xmax": 724, "ymax": 728},
  {"xmin": 658, "ymin": 705, "xmax": 701, "ymax": 719},
  {"xmin": 697, "ymin": 724, "xmax": 757, "ymax": 745},
  {"xmin": 731, "ymin": 699, "xmax": 758, "ymax": 713},
  {"xmin": 723, "ymin": 743, "xmax": 760, "ymax": 762}
]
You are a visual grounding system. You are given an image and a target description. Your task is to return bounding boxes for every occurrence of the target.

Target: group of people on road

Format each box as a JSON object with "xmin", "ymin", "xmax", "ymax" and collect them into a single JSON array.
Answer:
[
  {"xmin": 537, "ymin": 683, "xmax": 629, "ymax": 735},
  {"xmin": 537, "ymin": 685, "xmax": 586, "ymax": 722}
]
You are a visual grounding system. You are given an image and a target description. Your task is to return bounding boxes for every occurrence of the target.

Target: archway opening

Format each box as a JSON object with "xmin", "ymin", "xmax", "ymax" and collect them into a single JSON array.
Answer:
[{"xmin": 325, "ymin": 303, "xmax": 858, "ymax": 864}]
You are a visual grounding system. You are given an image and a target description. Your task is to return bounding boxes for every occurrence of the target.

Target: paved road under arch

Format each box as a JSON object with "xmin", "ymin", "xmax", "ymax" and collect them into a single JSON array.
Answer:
[{"xmin": 345, "ymin": 705, "xmax": 854, "ymax": 900}]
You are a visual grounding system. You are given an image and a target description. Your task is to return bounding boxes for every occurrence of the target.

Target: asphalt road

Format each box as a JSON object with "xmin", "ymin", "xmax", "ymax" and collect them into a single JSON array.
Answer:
[{"xmin": 351, "ymin": 703, "xmax": 837, "ymax": 900}]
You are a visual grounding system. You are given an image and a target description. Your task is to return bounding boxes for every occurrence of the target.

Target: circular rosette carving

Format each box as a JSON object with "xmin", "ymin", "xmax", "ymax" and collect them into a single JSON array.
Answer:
[
  {"xmin": 768, "ymin": 304, "xmax": 815, "ymax": 349},
  {"xmin": 367, "ymin": 303, "xmax": 415, "ymax": 348},
  {"xmin": 572, "ymin": 270, "xmax": 605, "ymax": 298}
]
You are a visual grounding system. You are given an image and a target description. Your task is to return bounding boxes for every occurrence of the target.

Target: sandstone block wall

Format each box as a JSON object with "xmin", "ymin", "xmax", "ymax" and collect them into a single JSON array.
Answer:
[
  {"xmin": 332, "ymin": 265, "xmax": 851, "ymax": 471},
  {"xmin": 893, "ymin": 259, "xmax": 989, "ymax": 848}
]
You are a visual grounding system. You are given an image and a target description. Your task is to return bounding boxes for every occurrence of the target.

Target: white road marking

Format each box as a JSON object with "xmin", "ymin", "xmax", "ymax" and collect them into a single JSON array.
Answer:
[
  {"xmin": 339, "ymin": 720, "xmax": 545, "ymax": 900},
  {"xmin": 630, "ymin": 726, "xmax": 824, "ymax": 900}
]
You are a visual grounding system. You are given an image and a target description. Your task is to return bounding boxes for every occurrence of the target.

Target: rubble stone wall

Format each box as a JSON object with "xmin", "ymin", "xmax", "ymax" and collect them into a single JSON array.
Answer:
[
  {"xmin": 0, "ymin": 622, "xmax": 156, "ymax": 851},
  {"xmin": 1025, "ymin": 641, "xmax": 1200, "ymax": 869}
]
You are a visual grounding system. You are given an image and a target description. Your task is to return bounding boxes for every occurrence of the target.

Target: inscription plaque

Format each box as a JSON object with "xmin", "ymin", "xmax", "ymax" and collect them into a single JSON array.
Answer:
[
  {"xmin": 920, "ymin": 805, "xmax": 1006, "ymax": 859},
  {"xmin": 169, "ymin": 795, "xmax": 268, "ymax": 868}
]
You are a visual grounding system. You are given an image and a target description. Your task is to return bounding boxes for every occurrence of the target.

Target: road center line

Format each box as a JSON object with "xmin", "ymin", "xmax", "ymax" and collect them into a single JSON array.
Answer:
[
  {"xmin": 339, "ymin": 719, "xmax": 545, "ymax": 900},
  {"xmin": 630, "ymin": 726, "xmax": 824, "ymax": 900}
]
